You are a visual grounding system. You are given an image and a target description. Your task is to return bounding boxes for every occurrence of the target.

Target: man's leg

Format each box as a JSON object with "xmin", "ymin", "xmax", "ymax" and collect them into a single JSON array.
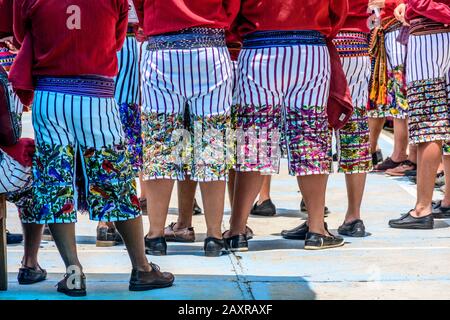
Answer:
[
  {"xmin": 163, "ymin": 179, "xmax": 197, "ymax": 243},
  {"xmin": 47, "ymin": 223, "xmax": 82, "ymax": 270},
  {"xmin": 298, "ymin": 175, "xmax": 328, "ymax": 235},
  {"xmin": 21, "ymin": 223, "xmax": 44, "ymax": 268},
  {"xmin": 344, "ymin": 174, "xmax": 366, "ymax": 223},
  {"xmin": 199, "ymin": 181, "xmax": 226, "ymax": 239},
  {"xmin": 392, "ymin": 118, "xmax": 409, "ymax": 162},
  {"xmin": 175, "ymin": 178, "xmax": 197, "ymax": 229},
  {"xmin": 414, "ymin": 141, "xmax": 442, "ymax": 217},
  {"xmin": 115, "ymin": 216, "xmax": 152, "ymax": 272},
  {"xmin": 227, "ymin": 169, "xmax": 236, "ymax": 208},
  {"xmin": 144, "ymin": 179, "xmax": 175, "ymax": 238},
  {"xmin": 228, "ymin": 172, "xmax": 264, "ymax": 236},
  {"xmin": 257, "ymin": 176, "xmax": 271, "ymax": 204},
  {"xmin": 368, "ymin": 117, "xmax": 385, "ymax": 154}
]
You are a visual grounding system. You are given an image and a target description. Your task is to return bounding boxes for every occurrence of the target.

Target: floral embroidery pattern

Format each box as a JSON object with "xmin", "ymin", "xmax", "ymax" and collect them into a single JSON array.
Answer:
[
  {"xmin": 368, "ymin": 65, "xmax": 408, "ymax": 119},
  {"xmin": 407, "ymin": 77, "xmax": 450, "ymax": 144},
  {"xmin": 31, "ymin": 143, "xmax": 140, "ymax": 224},
  {"xmin": 141, "ymin": 111, "xmax": 232, "ymax": 181},
  {"xmin": 336, "ymin": 105, "xmax": 372, "ymax": 173},
  {"xmin": 119, "ymin": 102, "xmax": 143, "ymax": 173},
  {"xmin": 235, "ymin": 103, "xmax": 332, "ymax": 176}
]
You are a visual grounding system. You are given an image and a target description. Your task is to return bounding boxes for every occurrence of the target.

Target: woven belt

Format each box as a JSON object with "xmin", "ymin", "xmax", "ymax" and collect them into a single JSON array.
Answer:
[
  {"xmin": 0, "ymin": 47, "xmax": 15, "ymax": 72},
  {"xmin": 35, "ymin": 76, "xmax": 115, "ymax": 98},
  {"xmin": 334, "ymin": 31, "xmax": 369, "ymax": 57},
  {"xmin": 147, "ymin": 28, "xmax": 226, "ymax": 50},
  {"xmin": 243, "ymin": 30, "xmax": 326, "ymax": 49}
]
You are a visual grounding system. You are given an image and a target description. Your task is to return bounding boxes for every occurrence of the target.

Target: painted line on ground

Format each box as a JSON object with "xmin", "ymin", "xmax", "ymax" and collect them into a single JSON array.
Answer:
[{"xmin": 7, "ymin": 246, "xmax": 450, "ymax": 253}]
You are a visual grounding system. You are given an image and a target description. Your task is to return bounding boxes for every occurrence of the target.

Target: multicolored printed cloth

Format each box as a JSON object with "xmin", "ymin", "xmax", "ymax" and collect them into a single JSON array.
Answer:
[
  {"xmin": 0, "ymin": 47, "xmax": 15, "ymax": 72},
  {"xmin": 119, "ymin": 102, "xmax": 143, "ymax": 172},
  {"xmin": 30, "ymin": 83, "xmax": 141, "ymax": 225},
  {"xmin": 235, "ymin": 35, "xmax": 332, "ymax": 176},
  {"xmin": 407, "ymin": 77, "xmax": 450, "ymax": 145},
  {"xmin": 333, "ymin": 32, "xmax": 370, "ymax": 57},
  {"xmin": 141, "ymin": 37, "xmax": 233, "ymax": 182},
  {"xmin": 368, "ymin": 65, "xmax": 408, "ymax": 119},
  {"xmin": 333, "ymin": 33, "xmax": 372, "ymax": 174}
]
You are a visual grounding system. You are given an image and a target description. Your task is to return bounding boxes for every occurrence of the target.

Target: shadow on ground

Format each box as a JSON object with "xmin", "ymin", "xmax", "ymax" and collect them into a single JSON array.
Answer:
[{"xmin": 0, "ymin": 273, "xmax": 316, "ymax": 300}]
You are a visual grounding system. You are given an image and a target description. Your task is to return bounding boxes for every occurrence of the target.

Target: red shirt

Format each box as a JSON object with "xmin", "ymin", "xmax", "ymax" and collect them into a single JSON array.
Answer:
[
  {"xmin": 226, "ymin": 29, "xmax": 242, "ymax": 61},
  {"xmin": 0, "ymin": 0, "xmax": 13, "ymax": 37},
  {"xmin": 13, "ymin": 0, "xmax": 128, "ymax": 78},
  {"xmin": 133, "ymin": 0, "xmax": 240, "ymax": 36},
  {"xmin": 406, "ymin": 0, "xmax": 450, "ymax": 23},
  {"xmin": 382, "ymin": 0, "xmax": 401, "ymax": 18},
  {"xmin": 236, "ymin": 0, "xmax": 349, "ymax": 39},
  {"xmin": 342, "ymin": 0, "xmax": 370, "ymax": 33}
]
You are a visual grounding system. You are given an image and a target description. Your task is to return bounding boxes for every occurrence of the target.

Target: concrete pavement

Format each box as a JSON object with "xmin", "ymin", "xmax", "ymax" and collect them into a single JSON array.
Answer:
[{"xmin": 0, "ymin": 114, "xmax": 449, "ymax": 300}]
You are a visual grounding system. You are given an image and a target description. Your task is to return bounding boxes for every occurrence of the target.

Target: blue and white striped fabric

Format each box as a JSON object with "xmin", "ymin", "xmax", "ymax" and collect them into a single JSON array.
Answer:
[
  {"xmin": 32, "ymin": 91, "xmax": 123, "ymax": 149},
  {"xmin": 0, "ymin": 150, "xmax": 31, "ymax": 194},
  {"xmin": 141, "ymin": 46, "xmax": 233, "ymax": 116},
  {"xmin": 406, "ymin": 32, "xmax": 450, "ymax": 83},
  {"xmin": 385, "ymin": 29, "xmax": 407, "ymax": 70},
  {"xmin": 115, "ymin": 35, "xmax": 140, "ymax": 105}
]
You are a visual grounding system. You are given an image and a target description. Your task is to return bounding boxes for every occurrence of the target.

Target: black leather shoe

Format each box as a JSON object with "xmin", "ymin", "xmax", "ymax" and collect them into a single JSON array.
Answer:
[
  {"xmin": 432, "ymin": 200, "xmax": 450, "ymax": 219},
  {"xmin": 281, "ymin": 222, "xmax": 308, "ymax": 240},
  {"xmin": 204, "ymin": 237, "xmax": 227, "ymax": 257},
  {"xmin": 144, "ymin": 236, "xmax": 167, "ymax": 256},
  {"xmin": 129, "ymin": 263, "xmax": 174, "ymax": 291},
  {"xmin": 6, "ymin": 230, "xmax": 23, "ymax": 245},
  {"xmin": 300, "ymin": 199, "xmax": 330, "ymax": 216},
  {"xmin": 304, "ymin": 231, "xmax": 344, "ymax": 250},
  {"xmin": 338, "ymin": 219, "xmax": 367, "ymax": 237},
  {"xmin": 18, "ymin": 265, "xmax": 47, "ymax": 285},
  {"xmin": 193, "ymin": 198, "xmax": 203, "ymax": 215},
  {"xmin": 389, "ymin": 211, "xmax": 434, "ymax": 229},
  {"xmin": 57, "ymin": 272, "xmax": 87, "ymax": 297},
  {"xmin": 224, "ymin": 233, "xmax": 248, "ymax": 252},
  {"xmin": 250, "ymin": 199, "xmax": 276, "ymax": 216},
  {"xmin": 372, "ymin": 150, "xmax": 383, "ymax": 166}
]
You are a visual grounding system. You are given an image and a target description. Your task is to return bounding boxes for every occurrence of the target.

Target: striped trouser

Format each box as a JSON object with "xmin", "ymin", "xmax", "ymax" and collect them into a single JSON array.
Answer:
[
  {"xmin": 369, "ymin": 28, "xmax": 408, "ymax": 119},
  {"xmin": 235, "ymin": 45, "xmax": 332, "ymax": 176},
  {"xmin": 31, "ymin": 90, "xmax": 141, "ymax": 224},
  {"xmin": 335, "ymin": 55, "xmax": 372, "ymax": 174},
  {"xmin": 140, "ymin": 46, "xmax": 233, "ymax": 181},
  {"xmin": 115, "ymin": 35, "xmax": 142, "ymax": 171},
  {"xmin": 1, "ymin": 46, "xmax": 24, "ymax": 136},
  {"xmin": 0, "ymin": 149, "xmax": 33, "ymax": 223},
  {"xmin": 406, "ymin": 32, "xmax": 450, "ymax": 145}
]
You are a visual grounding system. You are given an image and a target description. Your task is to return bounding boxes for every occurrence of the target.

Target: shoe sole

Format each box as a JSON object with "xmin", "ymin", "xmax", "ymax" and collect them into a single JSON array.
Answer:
[
  {"xmin": 96, "ymin": 240, "xmax": 117, "ymax": 247},
  {"xmin": 145, "ymin": 249, "xmax": 167, "ymax": 256},
  {"xmin": 433, "ymin": 213, "xmax": 450, "ymax": 219},
  {"xmin": 18, "ymin": 277, "xmax": 47, "ymax": 285},
  {"xmin": 338, "ymin": 230, "xmax": 367, "ymax": 238},
  {"xmin": 129, "ymin": 281, "xmax": 174, "ymax": 291},
  {"xmin": 41, "ymin": 235, "xmax": 54, "ymax": 241},
  {"xmin": 250, "ymin": 212, "xmax": 276, "ymax": 217},
  {"xmin": 57, "ymin": 289, "xmax": 87, "ymax": 297},
  {"xmin": 389, "ymin": 223, "xmax": 434, "ymax": 229},
  {"xmin": 228, "ymin": 247, "xmax": 248, "ymax": 252},
  {"xmin": 281, "ymin": 235, "xmax": 306, "ymax": 240},
  {"xmin": 204, "ymin": 250, "xmax": 226, "ymax": 257},
  {"xmin": 304, "ymin": 242, "xmax": 345, "ymax": 250},
  {"xmin": 165, "ymin": 237, "xmax": 195, "ymax": 243}
]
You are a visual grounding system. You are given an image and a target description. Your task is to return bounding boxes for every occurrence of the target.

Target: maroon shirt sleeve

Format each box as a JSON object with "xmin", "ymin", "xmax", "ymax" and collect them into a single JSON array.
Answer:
[
  {"xmin": 133, "ymin": 0, "xmax": 145, "ymax": 28},
  {"xmin": 329, "ymin": 0, "xmax": 349, "ymax": 39},
  {"xmin": 13, "ymin": 0, "xmax": 29, "ymax": 44},
  {"xmin": 408, "ymin": 0, "xmax": 450, "ymax": 23},
  {"xmin": 116, "ymin": 0, "xmax": 129, "ymax": 51},
  {"xmin": 223, "ymin": 0, "xmax": 241, "ymax": 27}
]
